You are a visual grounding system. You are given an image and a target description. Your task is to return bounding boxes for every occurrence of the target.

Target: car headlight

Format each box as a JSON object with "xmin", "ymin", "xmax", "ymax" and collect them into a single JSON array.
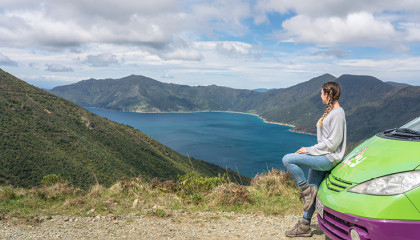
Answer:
[{"xmin": 348, "ymin": 171, "xmax": 420, "ymax": 195}]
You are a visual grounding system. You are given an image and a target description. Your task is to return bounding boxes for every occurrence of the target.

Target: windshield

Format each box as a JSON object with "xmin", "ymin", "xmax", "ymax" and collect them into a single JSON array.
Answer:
[{"xmin": 400, "ymin": 116, "xmax": 420, "ymax": 132}]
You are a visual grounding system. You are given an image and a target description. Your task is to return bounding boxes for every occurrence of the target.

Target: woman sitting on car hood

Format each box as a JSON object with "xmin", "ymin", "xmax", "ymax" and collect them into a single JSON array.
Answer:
[{"xmin": 282, "ymin": 81, "xmax": 347, "ymax": 238}]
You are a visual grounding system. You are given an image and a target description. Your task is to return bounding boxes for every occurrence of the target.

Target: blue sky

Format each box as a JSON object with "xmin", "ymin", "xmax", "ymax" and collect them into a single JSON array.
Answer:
[{"xmin": 1, "ymin": 0, "xmax": 420, "ymax": 89}]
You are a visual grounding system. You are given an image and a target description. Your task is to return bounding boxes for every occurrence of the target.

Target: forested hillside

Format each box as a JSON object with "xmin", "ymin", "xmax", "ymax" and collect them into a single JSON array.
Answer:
[{"xmin": 0, "ymin": 69, "xmax": 247, "ymax": 188}]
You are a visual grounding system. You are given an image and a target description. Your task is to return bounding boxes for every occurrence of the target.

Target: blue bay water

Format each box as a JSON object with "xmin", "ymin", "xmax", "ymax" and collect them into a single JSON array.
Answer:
[{"xmin": 87, "ymin": 109, "xmax": 316, "ymax": 177}]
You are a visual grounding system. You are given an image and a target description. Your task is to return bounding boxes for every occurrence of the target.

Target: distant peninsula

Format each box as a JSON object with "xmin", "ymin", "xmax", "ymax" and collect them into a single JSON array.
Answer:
[{"xmin": 49, "ymin": 73, "xmax": 420, "ymax": 147}]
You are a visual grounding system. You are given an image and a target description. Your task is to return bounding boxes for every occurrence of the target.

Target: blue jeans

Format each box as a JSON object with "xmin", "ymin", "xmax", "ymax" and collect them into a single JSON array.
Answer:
[{"xmin": 282, "ymin": 153, "xmax": 334, "ymax": 220}]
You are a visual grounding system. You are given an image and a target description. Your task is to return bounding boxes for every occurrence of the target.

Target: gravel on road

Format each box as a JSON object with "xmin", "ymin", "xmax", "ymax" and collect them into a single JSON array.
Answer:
[{"xmin": 0, "ymin": 211, "xmax": 327, "ymax": 240}]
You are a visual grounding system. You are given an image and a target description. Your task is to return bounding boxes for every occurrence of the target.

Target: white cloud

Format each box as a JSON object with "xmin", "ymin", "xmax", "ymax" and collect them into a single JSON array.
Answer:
[
  {"xmin": 0, "ymin": 0, "xmax": 183, "ymax": 50},
  {"xmin": 45, "ymin": 64, "xmax": 73, "ymax": 72},
  {"xmin": 0, "ymin": 52, "xmax": 18, "ymax": 66},
  {"xmin": 255, "ymin": 0, "xmax": 420, "ymax": 48},
  {"xmin": 281, "ymin": 12, "xmax": 397, "ymax": 46},
  {"xmin": 254, "ymin": 0, "xmax": 420, "ymax": 19},
  {"xmin": 152, "ymin": 38, "xmax": 203, "ymax": 61},
  {"xmin": 337, "ymin": 57, "xmax": 420, "ymax": 71},
  {"xmin": 185, "ymin": 0, "xmax": 251, "ymax": 37},
  {"xmin": 314, "ymin": 48, "xmax": 350, "ymax": 58},
  {"xmin": 3, "ymin": 1, "xmax": 420, "ymax": 51},
  {"xmin": 0, "ymin": 0, "xmax": 256, "ymax": 64},
  {"xmin": 400, "ymin": 22, "xmax": 420, "ymax": 42},
  {"xmin": 159, "ymin": 49, "xmax": 203, "ymax": 61},
  {"xmin": 83, "ymin": 53, "xmax": 119, "ymax": 67},
  {"xmin": 161, "ymin": 72, "xmax": 174, "ymax": 78},
  {"xmin": 3, "ymin": 0, "xmax": 420, "ymax": 89},
  {"xmin": 216, "ymin": 42, "xmax": 252, "ymax": 57}
]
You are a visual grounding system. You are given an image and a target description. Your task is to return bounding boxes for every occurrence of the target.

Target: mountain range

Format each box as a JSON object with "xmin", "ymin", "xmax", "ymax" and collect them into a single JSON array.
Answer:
[
  {"xmin": 0, "ymin": 69, "xmax": 247, "ymax": 188},
  {"xmin": 50, "ymin": 74, "xmax": 420, "ymax": 147}
]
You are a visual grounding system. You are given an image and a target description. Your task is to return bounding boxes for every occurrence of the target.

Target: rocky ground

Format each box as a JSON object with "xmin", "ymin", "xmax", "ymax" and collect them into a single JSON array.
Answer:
[{"xmin": 0, "ymin": 211, "xmax": 328, "ymax": 239}]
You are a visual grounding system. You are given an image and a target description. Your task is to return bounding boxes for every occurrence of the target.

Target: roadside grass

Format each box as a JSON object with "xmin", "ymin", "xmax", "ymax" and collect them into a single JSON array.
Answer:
[{"xmin": 0, "ymin": 170, "xmax": 302, "ymax": 222}]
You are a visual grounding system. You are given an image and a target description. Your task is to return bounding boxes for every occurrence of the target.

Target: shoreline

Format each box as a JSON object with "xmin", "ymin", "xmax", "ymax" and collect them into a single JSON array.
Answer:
[{"xmin": 86, "ymin": 107, "xmax": 315, "ymax": 137}]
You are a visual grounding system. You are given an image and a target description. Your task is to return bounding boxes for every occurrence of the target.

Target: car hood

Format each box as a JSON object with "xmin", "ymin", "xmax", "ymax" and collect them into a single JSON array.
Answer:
[{"xmin": 331, "ymin": 135, "xmax": 420, "ymax": 184}]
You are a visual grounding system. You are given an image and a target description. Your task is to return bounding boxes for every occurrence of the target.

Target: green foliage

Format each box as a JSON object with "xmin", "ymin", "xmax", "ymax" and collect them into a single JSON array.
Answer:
[
  {"xmin": 176, "ymin": 172, "xmax": 230, "ymax": 196},
  {"xmin": 41, "ymin": 174, "xmax": 64, "ymax": 186},
  {"xmin": 190, "ymin": 193, "xmax": 202, "ymax": 204},
  {"xmin": 148, "ymin": 208, "xmax": 168, "ymax": 217}
]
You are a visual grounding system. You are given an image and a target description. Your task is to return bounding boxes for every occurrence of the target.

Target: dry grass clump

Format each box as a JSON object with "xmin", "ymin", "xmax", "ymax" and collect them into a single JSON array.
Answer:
[
  {"xmin": 90, "ymin": 176, "xmax": 183, "ymax": 215},
  {"xmin": 207, "ymin": 183, "xmax": 251, "ymax": 206},
  {"xmin": 110, "ymin": 176, "xmax": 147, "ymax": 195},
  {"xmin": 62, "ymin": 198, "xmax": 86, "ymax": 207},
  {"xmin": 251, "ymin": 169, "xmax": 298, "ymax": 196},
  {"xmin": 247, "ymin": 169, "xmax": 301, "ymax": 215},
  {"xmin": 88, "ymin": 184, "xmax": 108, "ymax": 198},
  {"xmin": 34, "ymin": 182, "xmax": 84, "ymax": 200},
  {"xmin": 0, "ymin": 186, "xmax": 18, "ymax": 200},
  {"xmin": 160, "ymin": 180, "xmax": 176, "ymax": 192}
]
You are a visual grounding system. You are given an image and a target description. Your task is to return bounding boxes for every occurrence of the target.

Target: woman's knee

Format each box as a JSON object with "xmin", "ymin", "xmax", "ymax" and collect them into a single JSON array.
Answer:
[{"xmin": 282, "ymin": 153, "xmax": 296, "ymax": 165}]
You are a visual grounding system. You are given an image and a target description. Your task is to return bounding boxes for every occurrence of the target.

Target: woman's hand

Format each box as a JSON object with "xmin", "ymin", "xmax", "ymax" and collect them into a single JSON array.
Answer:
[{"xmin": 296, "ymin": 147, "xmax": 307, "ymax": 154}]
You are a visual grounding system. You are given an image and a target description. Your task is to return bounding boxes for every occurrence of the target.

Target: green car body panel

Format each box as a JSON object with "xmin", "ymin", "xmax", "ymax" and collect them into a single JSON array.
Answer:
[
  {"xmin": 317, "ymin": 117, "xmax": 420, "ymax": 239},
  {"xmin": 318, "ymin": 135, "xmax": 420, "ymax": 220},
  {"xmin": 318, "ymin": 136, "xmax": 420, "ymax": 220}
]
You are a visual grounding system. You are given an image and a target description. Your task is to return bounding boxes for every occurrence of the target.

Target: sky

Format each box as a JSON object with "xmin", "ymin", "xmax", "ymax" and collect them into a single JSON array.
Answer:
[{"xmin": 1, "ymin": 0, "xmax": 420, "ymax": 89}]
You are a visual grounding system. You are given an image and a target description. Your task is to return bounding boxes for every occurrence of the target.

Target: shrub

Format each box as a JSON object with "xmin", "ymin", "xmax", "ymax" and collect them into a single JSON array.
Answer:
[
  {"xmin": 41, "ymin": 174, "xmax": 64, "ymax": 186},
  {"xmin": 191, "ymin": 193, "xmax": 202, "ymax": 204},
  {"xmin": 148, "ymin": 208, "xmax": 169, "ymax": 217},
  {"xmin": 177, "ymin": 172, "xmax": 230, "ymax": 196}
]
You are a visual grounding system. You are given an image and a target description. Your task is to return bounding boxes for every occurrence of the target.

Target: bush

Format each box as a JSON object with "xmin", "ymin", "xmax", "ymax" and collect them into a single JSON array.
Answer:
[
  {"xmin": 41, "ymin": 174, "xmax": 64, "ymax": 186},
  {"xmin": 191, "ymin": 193, "xmax": 202, "ymax": 204},
  {"xmin": 177, "ymin": 172, "xmax": 230, "ymax": 196},
  {"xmin": 148, "ymin": 208, "xmax": 169, "ymax": 217}
]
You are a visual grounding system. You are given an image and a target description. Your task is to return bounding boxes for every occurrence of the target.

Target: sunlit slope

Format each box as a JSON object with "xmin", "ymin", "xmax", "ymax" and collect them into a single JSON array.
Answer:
[{"xmin": 0, "ymin": 69, "xmax": 247, "ymax": 188}]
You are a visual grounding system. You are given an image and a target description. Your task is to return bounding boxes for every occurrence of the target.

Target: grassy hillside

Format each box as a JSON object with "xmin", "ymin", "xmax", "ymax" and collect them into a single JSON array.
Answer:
[
  {"xmin": 50, "ymin": 73, "xmax": 420, "ymax": 146},
  {"xmin": 0, "ymin": 69, "xmax": 248, "ymax": 188}
]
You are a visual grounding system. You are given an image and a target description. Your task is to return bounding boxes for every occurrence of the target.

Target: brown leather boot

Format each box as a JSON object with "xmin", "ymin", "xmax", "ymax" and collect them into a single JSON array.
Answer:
[
  {"xmin": 302, "ymin": 185, "xmax": 317, "ymax": 212},
  {"xmin": 285, "ymin": 221, "xmax": 312, "ymax": 237}
]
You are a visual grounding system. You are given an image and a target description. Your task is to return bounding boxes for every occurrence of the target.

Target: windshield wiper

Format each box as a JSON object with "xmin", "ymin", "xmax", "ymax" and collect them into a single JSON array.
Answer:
[
  {"xmin": 382, "ymin": 128, "xmax": 420, "ymax": 139},
  {"xmin": 395, "ymin": 128, "xmax": 420, "ymax": 135},
  {"xmin": 383, "ymin": 128, "xmax": 397, "ymax": 134}
]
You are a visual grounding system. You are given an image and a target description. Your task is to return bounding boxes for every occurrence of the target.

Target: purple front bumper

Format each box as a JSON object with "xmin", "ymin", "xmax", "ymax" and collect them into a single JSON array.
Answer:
[{"xmin": 318, "ymin": 205, "xmax": 420, "ymax": 240}]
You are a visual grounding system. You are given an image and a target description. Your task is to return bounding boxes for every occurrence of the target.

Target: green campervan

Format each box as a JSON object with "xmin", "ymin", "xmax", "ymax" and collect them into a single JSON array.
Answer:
[{"xmin": 316, "ymin": 116, "xmax": 420, "ymax": 240}]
